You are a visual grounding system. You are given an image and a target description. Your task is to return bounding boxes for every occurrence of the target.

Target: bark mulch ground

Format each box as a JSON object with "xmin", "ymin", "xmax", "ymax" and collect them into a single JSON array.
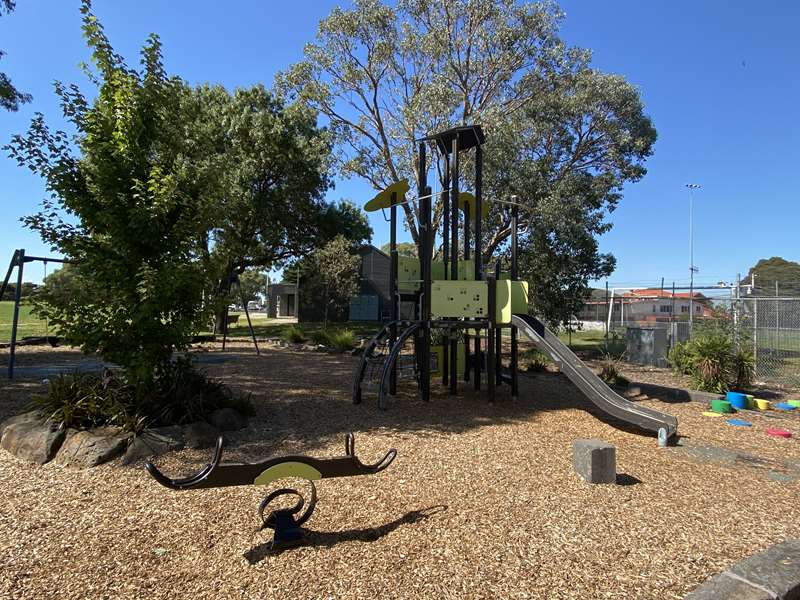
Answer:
[{"xmin": 0, "ymin": 341, "xmax": 799, "ymax": 599}]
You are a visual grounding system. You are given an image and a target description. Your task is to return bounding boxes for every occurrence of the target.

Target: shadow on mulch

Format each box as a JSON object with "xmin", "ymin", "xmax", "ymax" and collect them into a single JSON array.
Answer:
[
  {"xmin": 244, "ymin": 505, "xmax": 448, "ymax": 563},
  {"xmin": 615, "ymin": 473, "xmax": 642, "ymax": 486}
]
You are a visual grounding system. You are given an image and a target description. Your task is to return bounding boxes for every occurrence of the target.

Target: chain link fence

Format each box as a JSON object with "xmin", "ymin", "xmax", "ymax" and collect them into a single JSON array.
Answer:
[{"xmin": 579, "ymin": 292, "xmax": 800, "ymax": 389}]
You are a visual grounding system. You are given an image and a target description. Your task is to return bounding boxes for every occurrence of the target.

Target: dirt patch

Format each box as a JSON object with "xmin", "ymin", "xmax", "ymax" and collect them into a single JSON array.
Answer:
[{"xmin": 1, "ymin": 341, "xmax": 799, "ymax": 599}]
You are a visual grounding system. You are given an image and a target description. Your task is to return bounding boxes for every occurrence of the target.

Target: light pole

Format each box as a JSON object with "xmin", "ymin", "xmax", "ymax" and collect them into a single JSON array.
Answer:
[{"xmin": 686, "ymin": 184, "xmax": 701, "ymax": 335}]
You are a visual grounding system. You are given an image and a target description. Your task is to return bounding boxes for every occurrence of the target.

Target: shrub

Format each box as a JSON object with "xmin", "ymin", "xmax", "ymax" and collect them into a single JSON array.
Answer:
[
  {"xmin": 667, "ymin": 341, "xmax": 693, "ymax": 375},
  {"xmin": 521, "ymin": 348, "xmax": 551, "ymax": 372},
  {"xmin": 283, "ymin": 326, "xmax": 307, "ymax": 344},
  {"xmin": 327, "ymin": 329, "xmax": 357, "ymax": 352},
  {"xmin": 686, "ymin": 333, "xmax": 731, "ymax": 393},
  {"xmin": 32, "ymin": 358, "xmax": 253, "ymax": 433},
  {"xmin": 731, "ymin": 346, "xmax": 755, "ymax": 390},
  {"xmin": 311, "ymin": 330, "xmax": 332, "ymax": 346},
  {"xmin": 598, "ymin": 354, "xmax": 630, "ymax": 387},
  {"xmin": 668, "ymin": 331, "xmax": 753, "ymax": 393}
]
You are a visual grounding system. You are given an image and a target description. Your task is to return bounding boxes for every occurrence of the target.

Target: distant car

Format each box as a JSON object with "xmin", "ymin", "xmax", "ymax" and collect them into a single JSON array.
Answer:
[{"xmin": 247, "ymin": 301, "xmax": 262, "ymax": 311}]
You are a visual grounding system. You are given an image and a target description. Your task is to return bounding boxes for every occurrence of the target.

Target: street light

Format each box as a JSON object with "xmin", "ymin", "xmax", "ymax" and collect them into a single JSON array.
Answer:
[{"xmin": 686, "ymin": 184, "xmax": 701, "ymax": 334}]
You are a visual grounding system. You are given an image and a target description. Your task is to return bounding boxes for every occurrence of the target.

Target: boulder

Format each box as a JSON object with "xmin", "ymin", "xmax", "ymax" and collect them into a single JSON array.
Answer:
[
  {"xmin": 53, "ymin": 427, "xmax": 132, "ymax": 468},
  {"xmin": 0, "ymin": 411, "xmax": 42, "ymax": 439},
  {"xmin": 1, "ymin": 418, "xmax": 66, "ymax": 464},
  {"xmin": 207, "ymin": 408, "xmax": 247, "ymax": 432},
  {"xmin": 183, "ymin": 421, "xmax": 220, "ymax": 449},
  {"xmin": 121, "ymin": 426, "xmax": 184, "ymax": 465}
]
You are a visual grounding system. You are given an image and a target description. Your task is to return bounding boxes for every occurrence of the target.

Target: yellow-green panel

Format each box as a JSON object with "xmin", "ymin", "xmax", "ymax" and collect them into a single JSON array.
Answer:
[
  {"xmin": 253, "ymin": 462, "xmax": 322, "ymax": 486},
  {"xmin": 495, "ymin": 280, "xmax": 530, "ymax": 323},
  {"xmin": 511, "ymin": 280, "xmax": 529, "ymax": 314},
  {"xmin": 398, "ymin": 256, "xmax": 421, "ymax": 293},
  {"xmin": 496, "ymin": 280, "xmax": 512, "ymax": 323},
  {"xmin": 429, "ymin": 342, "xmax": 467, "ymax": 376},
  {"xmin": 431, "ymin": 280, "xmax": 487, "ymax": 319},
  {"xmin": 458, "ymin": 260, "xmax": 475, "ymax": 281},
  {"xmin": 431, "ymin": 260, "xmax": 445, "ymax": 280}
]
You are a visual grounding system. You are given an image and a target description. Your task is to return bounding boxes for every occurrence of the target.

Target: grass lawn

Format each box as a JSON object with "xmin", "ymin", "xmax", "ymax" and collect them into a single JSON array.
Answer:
[
  {"xmin": 223, "ymin": 314, "xmax": 380, "ymax": 340},
  {"xmin": 556, "ymin": 328, "xmax": 625, "ymax": 356},
  {"xmin": 0, "ymin": 300, "xmax": 51, "ymax": 341}
]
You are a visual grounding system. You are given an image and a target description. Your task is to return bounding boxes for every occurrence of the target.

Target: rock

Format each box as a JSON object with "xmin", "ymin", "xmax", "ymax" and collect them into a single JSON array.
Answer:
[
  {"xmin": 1, "ymin": 418, "xmax": 66, "ymax": 464},
  {"xmin": 183, "ymin": 421, "xmax": 220, "ymax": 449},
  {"xmin": 53, "ymin": 427, "xmax": 132, "ymax": 468},
  {"xmin": 121, "ymin": 426, "xmax": 184, "ymax": 465},
  {"xmin": 207, "ymin": 408, "xmax": 247, "ymax": 432},
  {"xmin": 572, "ymin": 438, "xmax": 616, "ymax": 484},
  {"xmin": 728, "ymin": 539, "xmax": 800, "ymax": 600},
  {"xmin": 0, "ymin": 410, "xmax": 42, "ymax": 439}
]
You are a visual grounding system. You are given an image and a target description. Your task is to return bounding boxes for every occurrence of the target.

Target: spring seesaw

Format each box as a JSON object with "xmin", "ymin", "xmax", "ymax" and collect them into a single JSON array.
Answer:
[{"xmin": 145, "ymin": 433, "xmax": 396, "ymax": 550}]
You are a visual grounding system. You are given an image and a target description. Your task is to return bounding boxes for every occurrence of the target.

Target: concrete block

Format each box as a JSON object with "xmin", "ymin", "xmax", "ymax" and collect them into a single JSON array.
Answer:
[
  {"xmin": 572, "ymin": 439, "xmax": 616, "ymax": 484},
  {"xmin": 729, "ymin": 539, "xmax": 800, "ymax": 600},
  {"xmin": 685, "ymin": 574, "xmax": 772, "ymax": 600}
]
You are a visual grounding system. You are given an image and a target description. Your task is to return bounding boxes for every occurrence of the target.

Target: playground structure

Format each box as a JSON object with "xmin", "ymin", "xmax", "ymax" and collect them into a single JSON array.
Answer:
[
  {"xmin": 145, "ymin": 433, "xmax": 396, "ymax": 550},
  {"xmin": 0, "ymin": 249, "xmax": 71, "ymax": 379},
  {"xmin": 353, "ymin": 125, "xmax": 678, "ymax": 440}
]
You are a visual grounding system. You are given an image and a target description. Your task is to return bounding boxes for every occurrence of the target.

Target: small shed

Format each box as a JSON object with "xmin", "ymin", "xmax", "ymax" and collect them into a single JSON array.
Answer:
[{"xmin": 626, "ymin": 327, "xmax": 669, "ymax": 367}]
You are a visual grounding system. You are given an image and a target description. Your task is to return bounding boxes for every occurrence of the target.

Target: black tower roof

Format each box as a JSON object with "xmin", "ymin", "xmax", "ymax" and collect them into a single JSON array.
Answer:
[{"xmin": 418, "ymin": 125, "xmax": 485, "ymax": 154}]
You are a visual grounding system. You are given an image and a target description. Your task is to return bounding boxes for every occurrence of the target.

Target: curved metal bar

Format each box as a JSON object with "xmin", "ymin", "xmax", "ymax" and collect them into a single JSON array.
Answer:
[
  {"xmin": 145, "ymin": 435, "xmax": 224, "ymax": 490},
  {"xmin": 377, "ymin": 322, "xmax": 422, "ymax": 410},
  {"xmin": 259, "ymin": 482, "xmax": 318, "ymax": 529},
  {"xmin": 352, "ymin": 320, "xmax": 415, "ymax": 404},
  {"xmin": 343, "ymin": 432, "xmax": 397, "ymax": 473}
]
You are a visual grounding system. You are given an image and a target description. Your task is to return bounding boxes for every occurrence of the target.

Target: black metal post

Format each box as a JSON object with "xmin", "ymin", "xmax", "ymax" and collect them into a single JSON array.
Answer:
[
  {"xmin": 441, "ymin": 156, "xmax": 450, "ymax": 388},
  {"xmin": 510, "ymin": 204, "xmax": 519, "ymax": 398},
  {"xmin": 495, "ymin": 262, "xmax": 502, "ymax": 386},
  {"xmin": 418, "ymin": 142, "xmax": 431, "ymax": 403},
  {"xmin": 463, "ymin": 201, "xmax": 471, "ymax": 382},
  {"xmin": 449, "ymin": 135, "xmax": 459, "ymax": 395},
  {"xmin": 390, "ymin": 191, "xmax": 398, "ymax": 395},
  {"xmin": 8, "ymin": 249, "xmax": 25, "ymax": 379},
  {"xmin": 487, "ymin": 274, "xmax": 496, "ymax": 403},
  {"xmin": 475, "ymin": 145, "xmax": 483, "ymax": 282}
]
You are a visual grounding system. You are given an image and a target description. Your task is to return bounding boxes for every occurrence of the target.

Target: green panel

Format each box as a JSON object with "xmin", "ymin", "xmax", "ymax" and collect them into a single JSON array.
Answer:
[
  {"xmin": 431, "ymin": 280, "xmax": 487, "ymax": 319},
  {"xmin": 253, "ymin": 462, "xmax": 322, "ymax": 486}
]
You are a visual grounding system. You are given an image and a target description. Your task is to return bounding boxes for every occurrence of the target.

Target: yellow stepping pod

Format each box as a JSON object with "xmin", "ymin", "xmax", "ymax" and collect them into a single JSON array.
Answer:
[
  {"xmin": 253, "ymin": 462, "xmax": 322, "ymax": 486},
  {"xmin": 702, "ymin": 411, "xmax": 724, "ymax": 418}
]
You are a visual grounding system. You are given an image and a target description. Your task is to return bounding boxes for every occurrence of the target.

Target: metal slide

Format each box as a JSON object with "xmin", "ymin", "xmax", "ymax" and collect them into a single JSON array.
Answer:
[{"xmin": 511, "ymin": 314, "xmax": 678, "ymax": 438}]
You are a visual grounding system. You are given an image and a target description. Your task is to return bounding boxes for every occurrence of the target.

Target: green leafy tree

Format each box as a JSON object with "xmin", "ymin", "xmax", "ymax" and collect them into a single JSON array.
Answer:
[
  {"xmin": 188, "ymin": 84, "xmax": 335, "ymax": 330},
  {"xmin": 236, "ymin": 269, "xmax": 267, "ymax": 306},
  {"xmin": 745, "ymin": 257, "xmax": 800, "ymax": 297},
  {"xmin": 1, "ymin": 281, "xmax": 41, "ymax": 301},
  {"xmin": 6, "ymin": 2, "xmax": 212, "ymax": 384},
  {"xmin": 0, "ymin": 1, "xmax": 31, "ymax": 111},
  {"xmin": 380, "ymin": 242, "xmax": 417, "ymax": 257},
  {"xmin": 301, "ymin": 235, "xmax": 361, "ymax": 328},
  {"xmin": 279, "ymin": 0, "xmax": 655, "ymax": 325}
]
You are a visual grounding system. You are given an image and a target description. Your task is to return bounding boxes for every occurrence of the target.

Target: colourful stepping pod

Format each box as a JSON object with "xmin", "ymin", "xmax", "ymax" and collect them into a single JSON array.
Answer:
[
  {"xmin": 766, "ymin": 428, "xmax": 792, "ymax": 439},
  {"xmin": 787, "ymin": 400, "xmax": 800, "ymax": 409},
  {"xmin": 702, "ymin": 411, "xmax": 724, "ymax": 418},
  {"xmin": 710, "ymin": 399, "xmax": 733, "ymax": 414},
  {"xmin": 727, "ymin": 418, "xmax": 752, "ymax": 427},
  {"xmin": 775, "ymin": 402, "xmax": 797, "ymax": 411}
]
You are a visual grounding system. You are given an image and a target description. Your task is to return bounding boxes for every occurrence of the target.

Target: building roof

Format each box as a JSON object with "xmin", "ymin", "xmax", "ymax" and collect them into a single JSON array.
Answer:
[{"xmin": 622, "ymin": 288, "xmax": 708, "ymax": 299}]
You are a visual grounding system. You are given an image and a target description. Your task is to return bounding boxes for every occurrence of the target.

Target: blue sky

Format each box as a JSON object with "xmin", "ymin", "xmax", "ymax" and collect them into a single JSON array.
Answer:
[{"xmin": 1, "ymin": 1, "xmax": 798, "ymax": 288}]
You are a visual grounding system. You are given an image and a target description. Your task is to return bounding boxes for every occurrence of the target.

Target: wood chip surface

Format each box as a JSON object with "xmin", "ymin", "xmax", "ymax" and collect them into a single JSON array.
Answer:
[{"xmin": 1, "ymin": 341, "xmax": 799, "ymax": 599}]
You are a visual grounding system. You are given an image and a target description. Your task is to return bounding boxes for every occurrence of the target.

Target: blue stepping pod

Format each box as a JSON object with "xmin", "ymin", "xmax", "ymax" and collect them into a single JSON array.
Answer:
[{"xmin": 727, "ymin": 418, "xmax": 752, "ymax": 427}]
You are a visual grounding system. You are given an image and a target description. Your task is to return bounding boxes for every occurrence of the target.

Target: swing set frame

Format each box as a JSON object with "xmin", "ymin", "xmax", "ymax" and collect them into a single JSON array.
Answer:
[{"xmin": 0, "ymin": 248, "xmax": 72, "ymax": 379}]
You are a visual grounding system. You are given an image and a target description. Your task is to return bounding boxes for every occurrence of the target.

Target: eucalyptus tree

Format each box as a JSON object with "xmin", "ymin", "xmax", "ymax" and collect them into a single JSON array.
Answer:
[
  {"xmin": 0, "ymin": 0, "xmax": 32, "ymax": 111},
  {"xmin": 279, "ymin": 0, "xmax": 656, "ymax": 323}
]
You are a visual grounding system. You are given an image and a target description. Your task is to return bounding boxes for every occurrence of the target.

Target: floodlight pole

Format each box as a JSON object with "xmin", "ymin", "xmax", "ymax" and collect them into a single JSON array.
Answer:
[{"xmin": 686, "ymin": 184, "xmax": 701, "ymax": 336}]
